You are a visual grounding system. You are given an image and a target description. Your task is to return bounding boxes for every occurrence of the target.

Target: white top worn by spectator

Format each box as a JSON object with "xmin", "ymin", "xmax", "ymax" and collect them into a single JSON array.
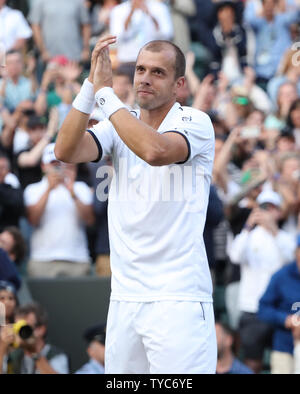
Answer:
[
  {"xmin": 229, "ymin": 226, "xmax": 296, "ymax": 313},
  {"xmin": 88, "ymin": 103, "xmax": 215, "ymax": 302},
  {"xmin": 0, "ymin": 5, "xmax": 32, "ymax": 51},
  {"xmin": 24, "ymin": 177, "xmax": 92, "ymax": 263},
  {"xmin": 110, "ymin": 0, "xmax": 173, "ymax": 64}
]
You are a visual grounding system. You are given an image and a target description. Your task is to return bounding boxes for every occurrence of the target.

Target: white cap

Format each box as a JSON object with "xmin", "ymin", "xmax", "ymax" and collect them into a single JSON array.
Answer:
[
  {"xmin": 42, "ymin": 143, "xmax": 59, "ymax": 165},
  {"xmin": 256, "ymin": 190, "xmax": 282, "ymax": 207}
]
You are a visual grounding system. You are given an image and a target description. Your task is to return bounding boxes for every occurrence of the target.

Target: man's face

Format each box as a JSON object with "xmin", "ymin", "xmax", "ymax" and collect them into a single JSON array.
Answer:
[
  {"xmin": 28, "ymin": 126, "xmax": 46, "ymax": 145},
  {"xmin": 88, "ymin": 340, "xmax": 105, "ymax": 365},
  {"xmin": 5, "ymin": 53, "xmax": 23, "ymax": 79},
  {"xmin": 0, "ymin": 230, "xmax": 15, "ymax": 260},
  {"xmin": 134, "ymin": 48, "xmax": 182, "ymax": 111},
  {"xmin": 263, "ymin": 0, "xmax": 276, "ymax": 15},
  {"xmin": 0, "ymin": 289, "xmax": 16, "ymax": 319}
]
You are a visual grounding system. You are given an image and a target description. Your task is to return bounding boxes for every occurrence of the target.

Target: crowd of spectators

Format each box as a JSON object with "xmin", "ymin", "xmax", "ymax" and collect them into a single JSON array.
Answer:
[{"xmin": 0, "ymin": 0, "xmax": 300, "ymax": 374}]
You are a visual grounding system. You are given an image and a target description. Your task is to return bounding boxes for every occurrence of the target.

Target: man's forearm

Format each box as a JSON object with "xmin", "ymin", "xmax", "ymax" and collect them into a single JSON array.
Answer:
[
  {"xmin": 55, "ymin": 108, "xmax": 90, "ymax": 162},
  {"xmin": 35, "ymin": 357, "xmax": 59, "ymax": 374},
  {"xmin": 82, "ymin": 24, "xmax": 91, "ymax": 51},
  {"xmin": 31, "ymin": 24, "xmax": 46, "ymax": 53},
  {"xmin": 109, "ymin": 108, "xmax": 171, "ymax": 165},
  {"xmin": 27, "ymin": 189, "xmax": 51, "ymax": 226}
]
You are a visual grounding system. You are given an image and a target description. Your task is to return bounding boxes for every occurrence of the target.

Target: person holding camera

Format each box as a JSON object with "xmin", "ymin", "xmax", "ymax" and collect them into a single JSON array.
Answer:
[
  {"xmin": 229, "ymin": 189, "xmax": 296, "ymax": 373},
  {"xmin": 24, "ymin": 143, "xmax": 94, "ymax": 278},
  {"xmin": 0, "ymin": 302, "xmax": 69, "ymax": 374}
]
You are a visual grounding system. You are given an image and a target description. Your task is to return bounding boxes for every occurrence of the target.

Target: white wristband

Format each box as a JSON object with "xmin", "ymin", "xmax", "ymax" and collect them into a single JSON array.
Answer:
[
  {"xmin": 72, "ymin": 78, "xmax": 95, "ymax": 114},
  {"xmin": 95, "ymin": 87, "xmax": 126, "ymax": 119}
]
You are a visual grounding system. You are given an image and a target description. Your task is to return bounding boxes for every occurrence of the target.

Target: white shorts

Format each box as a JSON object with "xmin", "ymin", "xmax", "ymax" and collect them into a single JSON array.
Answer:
[{"xmin": 105, "ymin": 300, "xmax": 217, "ymax": 374}]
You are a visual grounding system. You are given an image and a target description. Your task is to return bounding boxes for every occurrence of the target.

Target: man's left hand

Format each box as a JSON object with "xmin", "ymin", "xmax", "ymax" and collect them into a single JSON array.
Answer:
[{"xmin": 92, "ymin": 35, "xmax": 117, "ymax": 93}]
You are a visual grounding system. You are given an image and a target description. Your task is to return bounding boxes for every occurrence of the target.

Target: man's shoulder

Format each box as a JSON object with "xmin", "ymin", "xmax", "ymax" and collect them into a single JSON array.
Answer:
[
  {"xmin": 24, "ymin": 179, "xmax": 44, "ymax": 194},
  {"xmin": 179, "ymin": 105, "xmax": 212, "ymax": 122}
]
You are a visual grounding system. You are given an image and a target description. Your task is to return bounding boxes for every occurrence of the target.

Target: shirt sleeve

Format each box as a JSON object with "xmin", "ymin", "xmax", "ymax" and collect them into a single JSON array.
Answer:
[
  {"xmin": 74, "ymin": 182, "xmax": 93, "ymax": 205},
  {"xmin": 87, "ymin": 119, "xmax": 117, "ymax": 161},
  {"xmin": 258, "ymin": 271, "xmax": 288, "ymax": 328},
  {"xmin": 163, "ymin": 108, "xmax": 215, "ymax": 164},
  {"xmin": 78, "ymin": 0, "xmax": 90, "ymax": 25},
  {"xmin": 228, "ymin": 229, "xmax": 250, "ymax": 265},
  {"xmin": 275, "ymin": 231, "xmax": 296, "ymax": 264},
  {"xmin": 14, "ymin": 11, "xmax": 32, "ymax": 39},
  {"xmin": 49, "ymin": 354, "xmax": 69, "ymax": 374},
  {"xmin": 24, "ymin": 184, "xmax": 43, "ymax": 206},
  {"xmin": 149, "ymin": 2, "xmax": 173, "ymax": 40}
]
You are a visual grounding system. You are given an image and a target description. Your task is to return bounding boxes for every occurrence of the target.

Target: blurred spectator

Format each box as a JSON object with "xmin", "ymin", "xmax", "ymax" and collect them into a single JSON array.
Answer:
[
  {"xmin": 0, "ymin": 226, "xmax": 26, "ymax": 265},
  {"xmin": 0, "ymin": 302, "xmax": 69, "ymax": 374},
  {"xmin": 258, "ymin": 233, "xmax": 300, "ymax": 374},
  {"xmin": 0, "ymin": 280, "xmax": 18, "ymax": 324},
  {"xmin": 287, "ymin": 98, "xmax": 300, "ymax": 148},
  {"xmin": 244, "ymin": 0, "xmax": 300, "ymax": 89},
  {"xmin": 274, "ymin": 152, "xmax": 300, "ymax": 236},
  {"xmin": 34, "ymin": 57, "xmax": 82, "ymax": 120},
  {"xmin": 29, "ymin": 0, "xmax": 91, "ymax": 63},
  {"xmin": 0, "ymin": 50, "xmax": 36, "ymax": 113},
  {"xmin": 215, "ymin": 320, "xmax": 253, "ymax": 374},
  {"xmin": 264, "ymin": 81, "xmax": 298, "ymax": 132},
  {"xmin": 16, "ymin": 108, "xmax": 58, "ymax": 189},
  {"xmin": 87, "ymin": 0, "xmax": 121, "ymax": 44},
  {"xmin": 204, "ymin": 184, "xmax": 224, "ymax": 273},
  {"xmin": 0, "ymin": 248, "xmax": 21, "ymax": 291},
  {"xmin": 211, "ymin": 1, "xmax": 249, "ymax": 82},
  {"xmin": 169, "ymin": 0, "xmax": 196, "ymax": 55},
  {"xmin": 24, "ymin": 143, "xmax": 94, "ymax": 278},
  {"xmin": 0, "ymin": 152, "xmax": 23, "ymax": 230},
  {"xmin": 75, "ymin": 323, "xmax": 106, "ymax": 374},
  {"xmin": 294, "ymin": 324, "xmax": 300, "ymax": 374},
  {"xmin": 109, "ymin": 0, "xmax": 173, "ymax": 78},
  {"xmin": 0, "ymin": 0, "xmax": 32, "ymax": 52},
  {"xmin": 88, "ymin": 157, "xmax": 111, "ymax": 277},
  {"xmin": 267, "ymin": 48, "xmax": 300, "ymax": 109},
  {"xmin": 229, "ymin": 189, "xmax": 296, "ymax": 373}
]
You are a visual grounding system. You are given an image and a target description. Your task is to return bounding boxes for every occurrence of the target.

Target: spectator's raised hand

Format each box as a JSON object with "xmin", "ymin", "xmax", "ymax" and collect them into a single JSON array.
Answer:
[{"xmin": 59, "ymin": 61, "xmax": 82, "ymax": 83}]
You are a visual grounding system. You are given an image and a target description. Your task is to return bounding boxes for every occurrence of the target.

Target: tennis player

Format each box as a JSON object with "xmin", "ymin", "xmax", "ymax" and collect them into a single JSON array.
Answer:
[{"xmin": 55, "ymin": 36, "xmax": 217, "ymax": 374}]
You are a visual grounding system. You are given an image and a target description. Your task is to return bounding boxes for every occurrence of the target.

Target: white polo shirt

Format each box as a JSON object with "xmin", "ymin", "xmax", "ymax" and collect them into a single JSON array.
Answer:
[
  {"xmin": 24, "ymin": 178, "xmax": 92, "ymax": 263},
  {"xmin": 88, "ymin": 102, "xmax": 215, "ymax": 302},
  {"xmin": 0, "ymin": 6, "xmax": 32, "ymax": 51}
]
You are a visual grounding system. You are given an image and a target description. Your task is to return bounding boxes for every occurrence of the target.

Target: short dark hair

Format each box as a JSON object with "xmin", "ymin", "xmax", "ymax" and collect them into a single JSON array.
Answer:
[
  {"xmin": 140, "ymin": 40, "xmax": 186, "ymax": 80},
  {"xmin": 15, "ymin": 302, "xmax": 48, "ymax": 328},
  {"xmin": 3, "ymin": 226, "xmax": 26, "ymax": 264}
]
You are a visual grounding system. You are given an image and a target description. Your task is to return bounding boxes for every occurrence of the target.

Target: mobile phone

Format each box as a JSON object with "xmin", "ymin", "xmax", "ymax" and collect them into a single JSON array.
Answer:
[{"xmin": 240, "ymin": 126, "xmax": 261, "ymax": 139}]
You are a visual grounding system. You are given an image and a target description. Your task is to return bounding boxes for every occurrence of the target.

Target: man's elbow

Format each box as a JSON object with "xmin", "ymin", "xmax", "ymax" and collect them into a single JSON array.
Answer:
[
  {"xmin": 54, "ymin": 144, "xmax": 72, "ymax": 163},
  {"xmin": 144, "ymin": 148, "xmax": 168, "ymax": 166}
]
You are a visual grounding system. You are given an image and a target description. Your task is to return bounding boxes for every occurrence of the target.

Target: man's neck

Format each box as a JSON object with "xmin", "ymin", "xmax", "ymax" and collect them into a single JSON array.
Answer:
[{"xmin": 140, "ymin": 100, "xmax": 176, "ymax": 130}]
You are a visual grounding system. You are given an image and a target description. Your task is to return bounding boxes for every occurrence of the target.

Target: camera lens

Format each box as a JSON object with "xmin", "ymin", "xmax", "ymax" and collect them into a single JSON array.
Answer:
[{"xmin": 18, "ymin": 325, "xmax": 33, "ymax": 340}]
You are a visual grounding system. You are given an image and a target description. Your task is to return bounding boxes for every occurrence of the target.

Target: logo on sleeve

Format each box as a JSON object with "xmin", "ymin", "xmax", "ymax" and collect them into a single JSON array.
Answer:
[
  {"xmin": 99, "ymin": 98, "xmax": 106, "ymax": 105},
  {"xmin": 182, "ymin": 116, "xmax": 192, "ymax": 122}
]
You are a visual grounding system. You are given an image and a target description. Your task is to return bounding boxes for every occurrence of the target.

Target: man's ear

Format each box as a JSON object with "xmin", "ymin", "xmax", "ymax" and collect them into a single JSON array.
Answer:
[{"xmin": 176, "ymin": 76, "xmax": 186, "ymax": 90}]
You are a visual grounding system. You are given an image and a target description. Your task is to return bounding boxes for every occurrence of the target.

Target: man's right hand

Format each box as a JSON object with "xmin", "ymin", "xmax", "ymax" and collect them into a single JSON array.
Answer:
[
  {"xmin": 47, "ymin": 169, "xmax": 63, "ymax": 191},
  {"xmin": 0, "ymin": 325, "xmax": 15, "ymax": 349}
]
